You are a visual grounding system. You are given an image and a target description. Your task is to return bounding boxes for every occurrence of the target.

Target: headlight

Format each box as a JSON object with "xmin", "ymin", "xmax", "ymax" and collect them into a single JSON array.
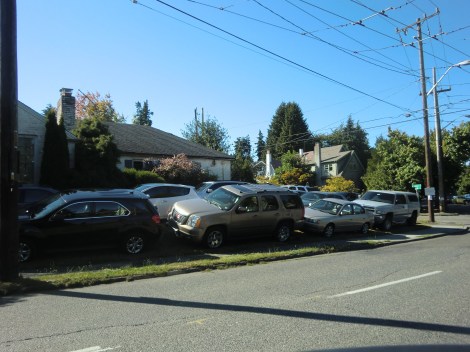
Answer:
[
  {"xmin": 376, "ymin": 209, "xmax": 384, "ymax": 215},
  {"xmin": 306, "ymin": 218, "xmax": 319, "ymax": 224},
  {"xmin": 187, "ymin": 215, "xmax": 201, "ymax": 228}
]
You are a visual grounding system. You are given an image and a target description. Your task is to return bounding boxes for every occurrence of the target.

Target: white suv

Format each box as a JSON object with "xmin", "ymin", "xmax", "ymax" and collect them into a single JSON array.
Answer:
[{"xmin": 135, "ymin": 183, "xmax": 198, "ymax": 219}]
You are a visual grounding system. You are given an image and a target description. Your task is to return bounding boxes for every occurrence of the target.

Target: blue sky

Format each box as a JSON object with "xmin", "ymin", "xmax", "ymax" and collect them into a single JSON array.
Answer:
[{"xmin": 18, "ymin": 0, "xmax": 470, "ymax": 153}]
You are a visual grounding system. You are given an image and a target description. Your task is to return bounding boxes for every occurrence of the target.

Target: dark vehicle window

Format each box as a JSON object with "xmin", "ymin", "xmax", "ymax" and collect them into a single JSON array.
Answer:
[
  {"xmin": 261, "ymin": 195, "xmax": 279, "ymax": 211},
  {"xmin": 95, "ymin": 201, "xmax": 129, "ymax": 217},
  {"xmin": 280, "ymin": 194, "xmax": 302, "ymax": 209},
  {"xmin": 395, "ymin": 194, "xmax": 406, "ymax": 204},
  {"xmin": 239, "ymin": 196, "xmax": 259, "ymax": 213},
  {"xmin": 55, "ymin": 202, "xmax": 93, "ymax": 219},
  {"xmin": 353, "ymin": 204, "xmax": 365, "ymax": 214},
  {"xmin": 341, "ymin": 204, "xmax": 353, "ymax": 215},
  {"xmin": 146, "ymin": 186, "xmax": 169, "ymax": 198},
  {"xmin": 408, "ymin": 194, "xmax": 419, "ymax": 202},
  {"xmin": 168, "ymin": 186, "xmax": 190, "ymax": 197}
]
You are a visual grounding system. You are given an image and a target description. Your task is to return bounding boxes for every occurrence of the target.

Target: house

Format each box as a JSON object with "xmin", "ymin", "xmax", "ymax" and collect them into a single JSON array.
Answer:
[
  {"xmin": 54, "ymin": 88, "xmax": 233, "ymax": 180},
  {"xmin": 301, "ymin": 142, "xmax": 365, "ymax": 187},
  {"xmin": 17, "ymin": 89, "xmax": 78, "ymax": 185},
  {"xmin": 103, "ymin": 122, "xmax": 233, "ymax": 179}
]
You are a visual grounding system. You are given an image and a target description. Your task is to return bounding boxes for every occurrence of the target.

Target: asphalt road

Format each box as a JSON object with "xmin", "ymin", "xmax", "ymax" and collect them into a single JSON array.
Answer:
[{"xmin": 2, "ymin": 231, "xmax": 470, "ymax": 351}]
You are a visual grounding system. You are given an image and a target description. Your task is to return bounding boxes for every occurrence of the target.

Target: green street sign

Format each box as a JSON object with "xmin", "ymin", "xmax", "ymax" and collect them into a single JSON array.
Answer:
[{"xmin": 412, "ymin": 183, "xmax": 422, "ymax": 190}]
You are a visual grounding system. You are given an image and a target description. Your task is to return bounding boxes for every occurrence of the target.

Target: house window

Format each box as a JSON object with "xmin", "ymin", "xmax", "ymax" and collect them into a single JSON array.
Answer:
[
  {"xmin": 323, "ymin": 164, "xmax": 333, "ymax": 173},
  {"xmin": 133, "ymin": 161, "xmax": 144, "ymax": 170}
]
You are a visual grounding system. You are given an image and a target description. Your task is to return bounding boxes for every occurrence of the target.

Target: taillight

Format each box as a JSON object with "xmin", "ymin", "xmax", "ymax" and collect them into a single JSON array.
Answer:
[{"xmin": 152, "ymin": 214, "xmax": 161, "ymax": 224}]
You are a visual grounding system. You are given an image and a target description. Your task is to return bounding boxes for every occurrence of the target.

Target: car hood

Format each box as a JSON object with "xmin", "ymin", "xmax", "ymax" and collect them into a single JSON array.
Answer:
[
  {"xmin": 173, "ymin": 198, "xmax": 221, "ymax": 216},
  {"xmin": 304, "ymin": 208, "xmax": 335, "ymax": 220},
  {"xmin": 354, "ymin": 199, "xmax": 391, "ymax": 208}
]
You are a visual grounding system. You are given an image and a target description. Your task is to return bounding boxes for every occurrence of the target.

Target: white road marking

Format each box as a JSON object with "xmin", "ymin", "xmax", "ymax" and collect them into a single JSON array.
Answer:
[
  {"xmin": 69, "ymin": 346, "xmax": 120, "ymax": 352},
  {"xmin": 329, "ymin": 271, "xmax": 442, "ymax": 298}
]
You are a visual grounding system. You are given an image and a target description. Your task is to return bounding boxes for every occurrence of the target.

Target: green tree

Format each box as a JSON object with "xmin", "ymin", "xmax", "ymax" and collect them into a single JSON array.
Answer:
[
  {"xmin": 256, "ymin": 130, "xmax": 266, "ymax": 161},
  {"xmin": 40, "ymin": 109, "xmax": 70, "ymax": 188},
  {"xmin": 272, "ymin": 151, "xmax": 314, "ymax": 185},
  {"xmin": 182, "ymin": 115, "xmax": 230, "ymax": 153},
  {"xmin": 362, "ymin": 129, "xmax": 425, "ymax": 191},
  {"xmin": 75, "ymin": 91, "xmax": 125, "ymax": 123},
  {"xmin": 266, "ymin": 102, "xmax": 312, "ymax": 159},
  {"xmin": 73, "ymin": 118, "xmax": 124, "ymax": 187},
  {"xmin": 323, "ymin": 116, "xmax": 371, "ymax": 168},
  {"xmin": 456, "ymin": 166, "xmax": 470, "ymax": 194},
  {"xmin": 232, "ymin": 136, "xmax": 255, "ymax": 182},
  {"xmin": 132, "ymin": 100, "xmax": 153, "ymax": 126}
]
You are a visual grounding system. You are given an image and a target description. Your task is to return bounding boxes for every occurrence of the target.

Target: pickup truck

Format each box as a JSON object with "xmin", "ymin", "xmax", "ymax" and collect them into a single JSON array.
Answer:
[{"xmin": 354, "ymin": 190, "xmax": 420, "ymax": 230}]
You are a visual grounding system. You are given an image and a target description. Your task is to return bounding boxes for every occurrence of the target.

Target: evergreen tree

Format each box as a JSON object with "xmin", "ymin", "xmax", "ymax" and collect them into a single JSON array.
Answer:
[
  {"xmin": 40, "ymin": 110, "xmax": 69, "ymax": 188},
  {"xmin": 132, "ymin": 100, "xmax": 153, "ymax": 126},
  {"xmin": 255, "ymin": 130, "xmax": 266, "ymax": 161},
  {"xmin": 266, "ymin": 102, "xmax": 312, "ymax": 159},
  {"xmin": 232, "ymin": 136, "xmax": 255, "ymax": 182}
]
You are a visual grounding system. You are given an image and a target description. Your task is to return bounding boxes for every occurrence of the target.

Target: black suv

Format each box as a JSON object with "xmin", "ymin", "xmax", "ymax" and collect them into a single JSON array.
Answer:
[{"xmin": 19, "ymin": 189, "xmax": 163, "ymax": 262}]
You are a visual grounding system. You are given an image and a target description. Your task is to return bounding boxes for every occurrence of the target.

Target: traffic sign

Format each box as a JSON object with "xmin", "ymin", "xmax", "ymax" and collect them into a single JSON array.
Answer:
[{"xmin": 412, "ymin": 183, "xmax": 422, "ymax": 190}]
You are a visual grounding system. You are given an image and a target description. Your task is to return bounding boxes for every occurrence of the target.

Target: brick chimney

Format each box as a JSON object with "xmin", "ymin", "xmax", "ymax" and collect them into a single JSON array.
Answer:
[{"xmin": 57, "ymin": 88, "xmax": 76, "ymax": 131}]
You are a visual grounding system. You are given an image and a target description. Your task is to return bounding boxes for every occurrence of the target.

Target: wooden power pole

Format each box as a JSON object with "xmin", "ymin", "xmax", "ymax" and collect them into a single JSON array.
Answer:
[{"xmin": 0, "ymin": 0, "xmax": 19, "ymax": 281}]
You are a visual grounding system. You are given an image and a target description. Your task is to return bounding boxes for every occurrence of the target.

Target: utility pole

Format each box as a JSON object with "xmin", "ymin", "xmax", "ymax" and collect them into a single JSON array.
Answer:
[
  {"xmin": 432, "ymin": 67, "xmax": 451, "ymax": 213},
  {"xmin": 397, "ymin": 12, "xmax": 438, "ymax": 223},
  {"xmin": 0, "ymin": 0, "xmax": 19, "ymax": 280}
]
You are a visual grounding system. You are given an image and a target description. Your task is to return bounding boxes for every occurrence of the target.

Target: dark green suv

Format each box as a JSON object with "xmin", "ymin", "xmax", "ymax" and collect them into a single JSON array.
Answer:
[{"xmin": 19, "ymin": 189, "xmax": 163, "ymax": 262}]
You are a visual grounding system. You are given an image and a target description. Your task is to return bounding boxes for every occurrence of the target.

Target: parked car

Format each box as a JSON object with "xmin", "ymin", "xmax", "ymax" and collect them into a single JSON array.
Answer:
[
  {"xmin": 135, "ymin": 183, "xmax": 198, "ymax": 219},
  {"xmin": 18, "ymin": 184, "xmax": 59, "ymax": 216},
  {"xmin": 281, "ymin": 185, "xmax": 316, "ymax": 194},
  {"xmin": 355, "ymin": 190, "xmax": 420, "ymax": 230},
  {"xmin": 19, "ymin": 189, "xmax": 163, "ymax": 262},
  {"xmin": 168, "ymin": 183, "xmax": 304, "ymax": 248},
  {"xmin": 300, "ymin": 191, "xmax": 349, "ymax": 207},
  {"xmin": 196, "ymin": 180, "xmax": 248, "ymax": 198},
  {"xmin": 452, "ymin": 195, "xmax": 470, "ymax": 205},
  {"xmin": 303, "ymin": 198, "xmax": 374, "ymax": 237}
]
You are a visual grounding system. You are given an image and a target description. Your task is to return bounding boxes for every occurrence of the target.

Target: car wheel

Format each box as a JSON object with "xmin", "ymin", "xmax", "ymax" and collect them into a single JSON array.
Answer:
[
  {"xmin": 204, "ymin": 227, "xmax": 225, "ymax": 249},
  {"xmin": 360, "ymin": 223, "xmax": 370, "ymax": 235},
  {"xmin": 323, "ymin": 224, "xmax": 335, "ymax": 238},
  {"xmin": 407, "ymin": 211, "xmax": 418, "ymax": 226},
  {"xmin": 381, "ymin": 215, "xmax": 393, "ymax": 231},
  {"xmin": 19, "ymin": 239, "xmax": 35, "ymax": 262},
  {"xmin": 275, "ymin": 222, "xmax": 292, "ymax": 242},
  {"xmin": 123, "ymin": 233, "xmax": 146, "ymax": 254}
]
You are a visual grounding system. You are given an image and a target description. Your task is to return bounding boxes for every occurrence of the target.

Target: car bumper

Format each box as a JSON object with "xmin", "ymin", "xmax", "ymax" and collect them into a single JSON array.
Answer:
[{"xmin": 167, "ymin": 218, "xmax": 205, "ymax": 242}]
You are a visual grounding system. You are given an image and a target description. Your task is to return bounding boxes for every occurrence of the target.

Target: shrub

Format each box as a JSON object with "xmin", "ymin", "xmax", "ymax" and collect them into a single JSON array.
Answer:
[{"xmin": 123, "ymin": 168, "xmax": 165, "ymax": 188}]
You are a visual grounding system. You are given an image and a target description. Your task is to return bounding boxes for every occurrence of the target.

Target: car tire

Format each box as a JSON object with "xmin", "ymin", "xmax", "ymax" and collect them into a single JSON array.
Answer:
[
  {"xmin": 360, "ymin": 223, "xmax": 370, "ymax": 235},
  {"xmin": 407, "ymin": 211, "xmax": 418, "ymax": 226},
  {"xmin": 275, "ymin": 222, "xmax": 292, "ymax": 242},
  {"xmin": 204, "ymin": 227, "xmax": 225, "ymax": 249},
  {"xmin": 19, "ymin": 239, "xmax": 35, "ymax": 262},
  {"xmin": 123, "ymin": 233, "xmax": 146, "ymax": 255},
  {"xmin": 381, "ymin": 215, "xmax": 393, "ymax": 231},
  {"xmin": 323, "ymin": 224, "xmax": 335, "ymax": 238}
]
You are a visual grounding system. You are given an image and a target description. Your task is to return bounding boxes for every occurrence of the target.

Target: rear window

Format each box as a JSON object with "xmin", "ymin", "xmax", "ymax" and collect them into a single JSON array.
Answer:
[
  {"xmin": 280, "ymin": 194, "xmax": 303, "ymax": 209},
  {"xmin": 408, "ymin": 194, "xmax": 419, "ymax": 202}
]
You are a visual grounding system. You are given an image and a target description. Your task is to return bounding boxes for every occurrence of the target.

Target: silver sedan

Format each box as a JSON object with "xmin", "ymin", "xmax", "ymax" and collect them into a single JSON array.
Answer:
[{"xmin": 303, "ymin": 198, "xmax": 374, "ymax": 238}]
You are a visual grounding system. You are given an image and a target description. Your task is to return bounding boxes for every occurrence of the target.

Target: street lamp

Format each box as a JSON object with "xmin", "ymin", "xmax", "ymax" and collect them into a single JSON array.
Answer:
[{"xmin": 427, "ymin": 59, "xmax": 470, "ymax": 213}]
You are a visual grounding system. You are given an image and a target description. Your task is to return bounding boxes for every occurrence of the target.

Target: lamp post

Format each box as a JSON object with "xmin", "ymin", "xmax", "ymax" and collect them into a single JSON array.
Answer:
[{"xmin": 427, "ymin": 59, "xmax": 470, "ymax": 213}]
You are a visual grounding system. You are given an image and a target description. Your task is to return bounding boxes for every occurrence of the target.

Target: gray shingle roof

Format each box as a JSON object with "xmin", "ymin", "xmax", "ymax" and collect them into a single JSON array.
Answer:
[{"xmin": 104, "ymin": 122, "xmax": 233, "ymax": 160}]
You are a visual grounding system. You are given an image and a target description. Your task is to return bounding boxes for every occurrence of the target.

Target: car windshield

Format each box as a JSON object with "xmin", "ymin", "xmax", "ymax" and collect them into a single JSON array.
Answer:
[
  {"xmin": 205, "ymin": 188, "xmax": 240, "ymax": 211},
  {"xmin": 29, "ymin": 193, "xmax": 66, "ymax": 219},
  {"xmin": 196, "ymin": 182, "xmax": 211, "ymax": 193},
  {"xmin": 360, "ymin": 191, "xmax": 395, "ymax": 204},
  {"xmin": 309, "ymin": 199, "xmax": 342, "ymax": 215}
]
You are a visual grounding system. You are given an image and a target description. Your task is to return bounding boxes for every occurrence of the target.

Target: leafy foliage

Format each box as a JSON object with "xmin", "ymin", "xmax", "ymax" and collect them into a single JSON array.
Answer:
[
  {"xmin": 75, "ymin": 91, "xmax": 125, "ymax": 123},
  {"xmin": 272, "ymin": 151, "xmax": 314, "ymax": 185},
  {"xmin": 132, "ymin": 100, "xmax": 153, "ymax": 126},
  {"xmin": 152, "ymin": 154, "xmax": 209, "ymax": 186},
  {"xmin": 322, "ymin": 116, "xmax": 370, "ymax": 168},
  {"xmin": 266, "ymin": 102, "xmax": 312, "ymax": 159},
  {"xmin": 123, "ymin": 168, "xmax": 164, "ymax": 187},
  {"xmin": 73, "ymin": 119, "xmax": 125, "ymax": 187},
  {"xmin": 456, "ymin": 167, "xmax": 470, "ymax": 195},
  {"xmin": 320, "ymin": 176, "xmax": 358, "ymax": 192},
  {"xmin": 232, "ymin": 136, "xmax": 255, "ymax": 182},
  {"xmin": 40, "ymin": 109, "xmax": 70, "ymax": 189},
  {"xmin": 362, "ymin": 129, "xmax": 425, "ymax": 191},
  {"xmin": 182, "ymin": 115, "xmax": 230, "ymax": 153}
]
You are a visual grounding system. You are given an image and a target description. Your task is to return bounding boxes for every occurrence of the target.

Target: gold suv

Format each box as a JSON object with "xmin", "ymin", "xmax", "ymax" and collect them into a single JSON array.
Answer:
[{"xmin": 168, "ymin": 184, "xmax": 304, "ymax": 248}]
